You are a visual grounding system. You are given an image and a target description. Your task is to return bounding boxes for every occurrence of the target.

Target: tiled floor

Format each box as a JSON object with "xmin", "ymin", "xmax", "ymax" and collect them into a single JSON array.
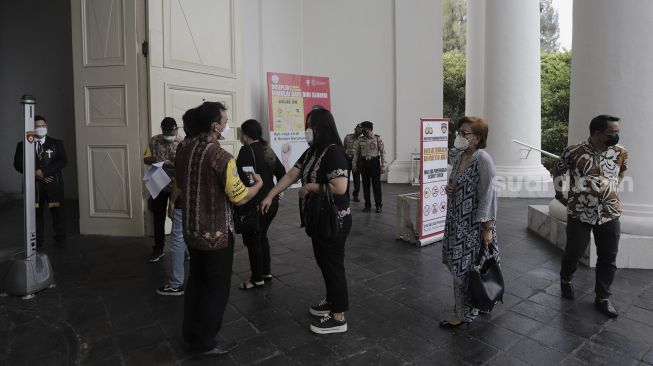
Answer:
[{"xmin": 1, "ymin": 184, "xmax": 653, "ymax": 365}]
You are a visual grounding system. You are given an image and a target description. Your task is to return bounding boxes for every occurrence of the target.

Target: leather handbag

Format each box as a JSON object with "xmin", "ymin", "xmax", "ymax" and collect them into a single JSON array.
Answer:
[
  {"xmin": 234, "ymin": 146, "xmax": 261, "ymax": 234},
  {"xmin": 469, "ymin": 246, "xmax": 504, "ymax": 312},
  {"xmin": 304, "ymin": 184, "xmax": 343, "ymax": 240}
]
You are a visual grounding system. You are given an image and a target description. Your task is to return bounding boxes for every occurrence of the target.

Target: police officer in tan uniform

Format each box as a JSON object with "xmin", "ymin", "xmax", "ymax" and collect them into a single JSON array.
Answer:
[
  {"xmin": 343, "ymin": 124, "xmax": 362, "ymax": 202},
  {"xmin": 353, "ymin": 121, "xmax": 385, "ymax": 213}
]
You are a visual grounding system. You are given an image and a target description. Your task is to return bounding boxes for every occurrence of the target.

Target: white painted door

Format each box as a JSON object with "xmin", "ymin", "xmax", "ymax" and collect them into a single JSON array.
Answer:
[
  {"xmin": 147, "ymin": 0, "xmax": 244, "ymax": 156},
  {"xmin": 71, "ymin": 0, "xmax": 147, "ymax": 235}
]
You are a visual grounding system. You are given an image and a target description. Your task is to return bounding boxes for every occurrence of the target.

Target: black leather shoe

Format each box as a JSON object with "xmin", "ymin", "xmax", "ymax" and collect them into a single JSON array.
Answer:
[
  {"xmin": 375, "ymin": 206, "xmax": 382, "ymax": 213},
  {"xmin": 193, "ymin": 341, "xmax": 238, "ymax": 358},
  {"xmin": 595, "ymin": 298, "xmax": 618, "ymax": 318},
  {"xmin": 561, "ymin": 281, "xmax": 575, "ymax": 299},
  {"xmin": 363, "ymin": 206, "xmax": 371, "ymax": 213}
]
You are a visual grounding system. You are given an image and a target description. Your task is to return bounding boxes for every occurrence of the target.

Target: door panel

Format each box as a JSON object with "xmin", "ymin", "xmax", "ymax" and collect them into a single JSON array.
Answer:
[
  {"xmin": 148, "ymin": 0, "xmax": 243, "ymax": 153},
  {"xmin": 71, "ymin": 0, "xmax": 145, "ymax": 235}
]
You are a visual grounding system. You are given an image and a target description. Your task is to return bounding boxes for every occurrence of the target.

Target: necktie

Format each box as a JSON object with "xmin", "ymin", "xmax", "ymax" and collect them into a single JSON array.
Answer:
[{"xmin": 36, "ymin": 141, "xmax": 43, "ymax": 157}]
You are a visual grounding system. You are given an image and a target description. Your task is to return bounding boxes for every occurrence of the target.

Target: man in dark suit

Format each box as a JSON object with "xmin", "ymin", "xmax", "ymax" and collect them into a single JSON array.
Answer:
[{"xmin": 14, "ymin": 115, "xmax": 67, "ymax": 248}]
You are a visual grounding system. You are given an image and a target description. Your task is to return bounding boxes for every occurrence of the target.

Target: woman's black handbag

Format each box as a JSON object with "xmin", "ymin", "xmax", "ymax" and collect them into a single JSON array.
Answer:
[
  {"xmin": 469, "ymin": 246, "xmax": 504, "ymax": 312},
  {"xmin": 234, "ymin": 205, "xmax": 260, "ymax": 234},
  {"xmin": 304, "ymin": 184, "xmax": 343, "ymax": 240},
  {"xmin": 234, "ymin": 146, "xmax": 261, "ymax": 234}
]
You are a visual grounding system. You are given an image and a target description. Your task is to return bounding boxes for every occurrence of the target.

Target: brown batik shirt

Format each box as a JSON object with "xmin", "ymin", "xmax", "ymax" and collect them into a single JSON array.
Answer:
[{"xmin": 555, "ymin": 139, "xmax": 629, "ymax": 225}]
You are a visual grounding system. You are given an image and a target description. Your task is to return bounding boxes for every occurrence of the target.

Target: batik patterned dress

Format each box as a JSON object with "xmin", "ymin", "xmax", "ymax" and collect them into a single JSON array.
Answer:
[{"xmin": 443, "ymin": 149, "xmax": 499, "ymax": 322}]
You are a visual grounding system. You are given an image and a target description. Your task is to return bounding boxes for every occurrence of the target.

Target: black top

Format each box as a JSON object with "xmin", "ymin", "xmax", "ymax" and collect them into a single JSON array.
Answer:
[
  {"xmin": 236, "ymin": 142, "xmax": 286, "ymax": 208},
  {"xmin": 294, "ymin": 144, "xmax": 351, "ymax": 212}
]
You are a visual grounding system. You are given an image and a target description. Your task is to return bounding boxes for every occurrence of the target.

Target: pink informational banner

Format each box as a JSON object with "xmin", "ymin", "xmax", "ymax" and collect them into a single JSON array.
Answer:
[
  {"xmin": 418, "ymin": 118, "xmax": 449, "ymax": 245},
  {"xmin": 266, "ymin": 72, "xmax": 331, "ymax": 175}
]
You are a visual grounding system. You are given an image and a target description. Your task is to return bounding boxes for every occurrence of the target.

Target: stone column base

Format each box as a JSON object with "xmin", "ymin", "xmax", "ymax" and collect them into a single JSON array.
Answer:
[
  {"xmin": 528, "ymin": 203, "xmax": 653, "ymax": 269},
  {"xmin": 387, "ymin": 160, "xmax": 414, "ymax": 184},
  {"xmin": 494, "ymin": 165, "xmax": 554, "ymax": 198}
]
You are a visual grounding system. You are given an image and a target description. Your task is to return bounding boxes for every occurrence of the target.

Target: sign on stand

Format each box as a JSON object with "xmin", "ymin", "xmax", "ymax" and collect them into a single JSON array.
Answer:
[{"xmin": 417, "ymin": 118, "xmax": 449, "ymax": 246}]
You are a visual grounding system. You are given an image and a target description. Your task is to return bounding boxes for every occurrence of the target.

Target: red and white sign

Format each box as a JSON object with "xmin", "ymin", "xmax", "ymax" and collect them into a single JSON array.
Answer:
[
  {"xmin": 419, "ymin": 118, "xmax": 449, "ymax": 244},
  {"xmin": 266, "ymin": 72, "xmax": 331, "ymax": 176}
]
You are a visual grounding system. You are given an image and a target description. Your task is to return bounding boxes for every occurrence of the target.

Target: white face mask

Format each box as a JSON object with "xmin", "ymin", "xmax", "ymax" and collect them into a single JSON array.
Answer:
[
  {"xmin": 163, "ymin": 135, "xmax": 176, "ymax": 142},
  {"xmin": 454, "ymin": 134, "xmax": 469, "ymax": 150},
  {"xmin": 221, "ymin": 124, "xmax": 230, "ymax": 138},
  {"xmin": 305, "ymin": 128, "xmax": 314, "ymax": 145},
  {"xmin": 35, "ymin": 127, "xmax": 48, "ymax": 137}
]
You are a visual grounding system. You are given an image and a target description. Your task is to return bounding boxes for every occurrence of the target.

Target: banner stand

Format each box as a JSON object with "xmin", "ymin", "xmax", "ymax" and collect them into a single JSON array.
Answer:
[
  {"xmin": 417, "ymin": 118, "xmax": 449, "ymax": 247},
  {"xmin": 0, "ymin": 95, "xmax": 54, "ymax": 299}
]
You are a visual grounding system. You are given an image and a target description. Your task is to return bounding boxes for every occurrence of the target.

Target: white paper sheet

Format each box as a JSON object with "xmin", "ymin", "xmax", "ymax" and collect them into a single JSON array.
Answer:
[{"xmin": 143, "ymin": 161, "xmax": 171, "ymax": 198}]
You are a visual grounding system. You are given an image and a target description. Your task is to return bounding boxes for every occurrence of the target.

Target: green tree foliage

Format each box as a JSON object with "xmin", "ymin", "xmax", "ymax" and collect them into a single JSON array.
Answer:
[
  {"xmin": 540, "ymin": 0, "xmax": 561, "ymax": 53},
  {"xmin": 443, "ymin": 51, "xmax": 466, "ymax": 133},
  {"xmin": 443, "ymin": 0, "xmax": 467, "ymax": 53},
  {"xmin": 541, "ymin": 51, "xmax": 571, "ymax": 170}
]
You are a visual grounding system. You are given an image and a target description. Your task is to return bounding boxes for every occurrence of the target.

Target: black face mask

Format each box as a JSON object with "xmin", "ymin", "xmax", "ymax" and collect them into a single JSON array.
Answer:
[{"xmin": 604, "ymin": 133, "xmax": 619, "ymax": 146}]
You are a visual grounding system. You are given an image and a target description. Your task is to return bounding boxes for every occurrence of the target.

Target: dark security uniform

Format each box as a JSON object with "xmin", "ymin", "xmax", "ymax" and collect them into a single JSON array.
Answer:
[
  {"xmin": 343, "ymin": 132, "xmax": 361, "ymax": 200},
  {"xmin": 14, "ymin": 136, "xmax": 67, "ymax": 247},
  {"xmin": 353, "ymin": 123, "xmax": 386, "ymax": 212}
]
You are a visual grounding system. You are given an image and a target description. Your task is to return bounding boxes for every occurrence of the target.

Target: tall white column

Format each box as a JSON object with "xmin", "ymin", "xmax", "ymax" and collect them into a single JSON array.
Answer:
[
  {"xmin": 482, "ymin": 0, "xmax": 552, "ymax": 197},
  {"xmin": 465, "ymin": 0, "xmax": 485, "ymax": 116},
  {"xmin": 388, "ymin": 0, "xmax": 443, "ymax": 183},
  {"xmin": 567, "ymin": 0, "xmax": 653, "ymax": 236}
]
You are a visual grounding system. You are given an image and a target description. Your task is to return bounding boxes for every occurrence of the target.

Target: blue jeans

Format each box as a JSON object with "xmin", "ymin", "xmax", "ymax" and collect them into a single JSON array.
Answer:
[{"xmin": 170, "ymin": 208, "xmax": 186, "ymax": 288}]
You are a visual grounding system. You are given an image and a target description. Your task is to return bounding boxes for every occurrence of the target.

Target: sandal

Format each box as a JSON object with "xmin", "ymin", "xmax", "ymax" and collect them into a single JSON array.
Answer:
[
  {"xmin": 439, "ymin": 319, "xmax": 465, "ymax": 329},
  {"xmin": 238, "ymin": 280, "xmax": 265, "ymax": 290},
  {"xmin": 262, "ymin": 274, "xmax": 273, "ymax": 282}
]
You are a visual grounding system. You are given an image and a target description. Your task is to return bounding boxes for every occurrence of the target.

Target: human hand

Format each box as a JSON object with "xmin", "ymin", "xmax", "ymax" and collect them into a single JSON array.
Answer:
[
  {"xmin": 445, "ymin": 184, "xmax": 455, "ymax": 196},
  {"xmin": 482, "ymin": 228, "xmax": 493, "ymax": 246},
  {"xmin": 298, "ymin": 185, "xmax": 311, "ymax": 200},
  {"xmin": 380, "ymin": 165, "xmax": 386, "ymax": 174},
  {"xmin": 43, "ymin": 176, "xmax": 55, "ymax": 184},
  {"xmin": 278, "ymin": 192, "xmax": 284, "ymax": 200},
  {"xmin": 167, "ymin": 202, "xmax": 175, "ymax": 219},
  {"xmin": 35, "ymin": 169, "xmax": 44, "ymax": 179},
  {"xmin": 260, "ymin": 196, "xmax": 273, "ymax": 214}
]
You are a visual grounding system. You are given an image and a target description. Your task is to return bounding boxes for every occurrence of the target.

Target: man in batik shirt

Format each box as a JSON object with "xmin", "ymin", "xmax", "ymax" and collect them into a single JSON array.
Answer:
[{"xmin": 553, "ymin": 114, "xmax": 628, "ymax": 318}]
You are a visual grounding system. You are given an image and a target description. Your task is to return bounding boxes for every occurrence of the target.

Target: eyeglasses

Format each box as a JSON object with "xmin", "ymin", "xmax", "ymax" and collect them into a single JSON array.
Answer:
[{"xmin": 456, "ymin": 130, "xmax": 475, "ymax": 138}]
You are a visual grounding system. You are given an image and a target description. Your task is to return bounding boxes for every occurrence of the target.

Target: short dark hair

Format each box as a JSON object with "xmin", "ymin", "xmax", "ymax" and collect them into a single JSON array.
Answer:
[
  {"xmin": 457, "ymin": 116, "xmax": 489, "ymax": 149},
  {"xmin": 241, "ymin": 119, "xmax": 267, "ymax": 145},
  {"xmin": 182, "ymin": 107, "xmax": 199, "ymax": 137},
  {"xmin": 589, "ymin": 114, "xmax": 620, "ymax": 135},
  {"xmin": 306, "ymin": 108, "xmax": 343, "ymax": 150},
  {"xmin": 195, "ymin": 102, "xmax": 227, "ymax": 133},
  {"xmin": 34, "ymin": 115, "xmax": 46, "ymax": 123}
]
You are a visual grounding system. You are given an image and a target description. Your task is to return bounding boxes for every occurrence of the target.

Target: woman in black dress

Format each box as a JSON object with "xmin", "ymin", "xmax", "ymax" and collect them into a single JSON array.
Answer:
[
  {"xmin": 261, "ymin": 108, "xmax": 352, "ymax": 334},
  {"xmin": 236, "ymin": 119, "xmax": 286, "ymax": 289}
]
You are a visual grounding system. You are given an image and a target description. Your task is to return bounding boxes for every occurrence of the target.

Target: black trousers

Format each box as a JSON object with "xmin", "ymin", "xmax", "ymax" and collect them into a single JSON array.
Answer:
[
  {"xmin": 560, "ymin": 217, "xmax": 620, "ymax": 299},
  {"xmin": 346, "ymin": 157, "xmax": 361, "ymax": 199},
  {"xmin": 361, "ymin": 157, "xmax": 382, "ymax": 208},
  {"xmin": 242, "ymin": 199, "xmax": 279, "ymax": 282},
  {"xmin": 151, "ymin": 190, "xmax": 171, "ymax": 252},
  {"xmin": 183, "ymin": 235, "xmax": 234, "ymax": 352},
  {"xmin": 36, "ymin": 183, "xmax": 65, "ymax": 246},
  {"xmin": 311, "ymin": 215, "xmax": 352, "ymax": 313}
]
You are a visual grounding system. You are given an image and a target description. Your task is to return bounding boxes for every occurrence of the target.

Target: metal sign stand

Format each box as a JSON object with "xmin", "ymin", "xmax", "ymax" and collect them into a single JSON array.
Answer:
[{"xmin": 0, "ymin": 95, "xmax": 54, "ymax": 299}]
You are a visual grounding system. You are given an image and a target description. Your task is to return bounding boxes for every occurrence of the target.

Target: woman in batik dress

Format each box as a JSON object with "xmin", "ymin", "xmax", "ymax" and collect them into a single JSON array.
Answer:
[{"xmin": 441, "ymin": 116, "xmax": 499, "ymax": 327}]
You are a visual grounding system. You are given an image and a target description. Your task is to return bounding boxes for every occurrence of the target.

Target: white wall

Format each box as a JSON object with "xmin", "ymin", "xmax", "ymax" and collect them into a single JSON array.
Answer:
[
  {"xmin": 0, "ymin": 0, "xmax": 77, "ymax": 199},
  {"xmin": 302, "ymin": 0, "xmax": 396, "ymax": 162},
  {"xmin": 243, "ymin": 0, "xmax": 443, "ymax": 179}
]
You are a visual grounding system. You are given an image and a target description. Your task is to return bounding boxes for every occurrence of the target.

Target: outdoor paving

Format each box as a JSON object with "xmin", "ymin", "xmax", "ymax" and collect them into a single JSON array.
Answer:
[{"xmin": 1, "ymin": 183, "xmax": 653, "ymax": 365}]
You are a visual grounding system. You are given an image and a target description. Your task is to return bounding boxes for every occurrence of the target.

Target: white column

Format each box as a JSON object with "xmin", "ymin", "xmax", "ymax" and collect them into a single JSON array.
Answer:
[
  {"xmin": 387, "ymin": 0, "xmax": 443, "ymax": 183},
  {"xmin": 567, "ymin": 0, "xmax": 653, "ymax": 237},
  {"xmin": 483, "ymin": 0, "xmax": 552, "ymax": 197},
  {"xmin": 465, "ymin": 0, "xmax": 485, "ymax": 116}
]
